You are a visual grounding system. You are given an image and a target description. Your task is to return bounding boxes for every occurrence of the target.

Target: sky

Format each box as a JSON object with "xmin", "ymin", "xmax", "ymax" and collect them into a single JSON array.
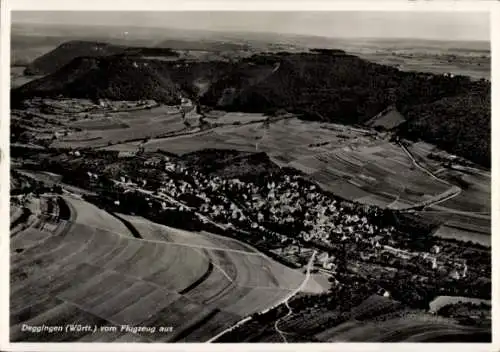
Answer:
[{"xmin": 12, "ymin": 11, "xmax": 490, "ymax": 42}]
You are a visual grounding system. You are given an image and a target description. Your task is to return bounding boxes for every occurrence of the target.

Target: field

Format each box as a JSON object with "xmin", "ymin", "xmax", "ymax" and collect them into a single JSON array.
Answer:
[
  {"xmin": 218, "ymin": 292, "xmax": 489, "ymax": 342},
  {"xmin": 10, "ymin": 195, "xmax": 327, "ymax": 342},
  {"xmin": 357, "ymin": 49, "xmax": 490, "ymax": 81},
  {"xmin": 126, "ymin": 115, "xmax": 491, "ymax": 245},
  {"xmin": 204, "ymin": 111, "xmax": 269, "ymax": 125},
  {"xmin": 431, "ymin": 224, "xmax": 490, "ymax": 247},
  {"xmin": 43, "ymin": 108, "xmax": 492, "ymax": 244},
  {"xmin": 315, "ymin": 313, "xmax": 490, "ymax": 342},
  {"xmin": 126, "ymin": 118, "xmax": 453, "ymax": 209},
  {"xmin": 50, "ymin": 105, "xmax": 192, "ymax": 148},
  {"xmin": 11, "ymin": 66, "xmax": 42, "ymax": 88},
  {"xmin": 428, "ymin": 296, "xmax": 491, "ymax": 314}
]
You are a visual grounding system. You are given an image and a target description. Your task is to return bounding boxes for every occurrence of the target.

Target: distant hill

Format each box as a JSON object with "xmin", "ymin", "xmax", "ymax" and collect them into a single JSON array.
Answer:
[
  {"xmin": 155, "ymin": 39, "xmax": 250, "ymax": 52},
  {"xmin": 13, "ymin": 55, "xmax": 181, "ymax": 104},
  {"xmin": 23, "ymin": 41, "xmax": 126, "ymax": 75},
  {"xmin": 24, "ymin": 40, "xmax": 180, "ymax": 76}
]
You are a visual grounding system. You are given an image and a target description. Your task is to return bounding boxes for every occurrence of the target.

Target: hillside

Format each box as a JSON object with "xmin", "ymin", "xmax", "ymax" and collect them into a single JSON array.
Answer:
[
  {"xmin": 13, "ymin": 56, "xmax": 182, "ymax": 104},
  {"xmin": 23, "ymin": 41, "xmax": 127, "ymax": 75},
  {"xmin": 13, "ymin": 48, "xmax": 490, "ymax": 167},
  {"xmin": 199, "ymin": 51, "xmax": 490, "ymax": 166},
  {"xmin": 23, "ymin": 40, "xmax": 180, "ymax": 76},
  {"xmin": 399, "ymin": 92, "xmax": 491, "ymax": 167}
]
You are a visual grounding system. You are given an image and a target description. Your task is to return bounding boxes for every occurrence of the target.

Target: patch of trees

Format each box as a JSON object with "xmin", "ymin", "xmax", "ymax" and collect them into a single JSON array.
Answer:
[
  {"xmin": 399, "ymin": 91, "xmax": 490, "ymax": 167},
  {"xmin": 56, "ymin": 196, "xmax": 71, "ymax": 220},
  {"xmin": 437, "ymin": 301, "xmax": 491, "ymax": 327}
]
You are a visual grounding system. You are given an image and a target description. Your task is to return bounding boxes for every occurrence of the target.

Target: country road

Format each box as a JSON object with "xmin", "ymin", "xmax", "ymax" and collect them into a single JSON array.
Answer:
[
  {"xmin": 397, "ymin": 141, "xmax": 462, "ymax": 211},
  {"xmin": 398, "ymin": 141, "xmax": 450, "ymax": 186},
  {"xmin": 206, "ymin": 250, "xmax": 317, "ymax": 343},
  {"xmin": 274, "ymin": 250, "xmax": 318, "ymax": 342}
]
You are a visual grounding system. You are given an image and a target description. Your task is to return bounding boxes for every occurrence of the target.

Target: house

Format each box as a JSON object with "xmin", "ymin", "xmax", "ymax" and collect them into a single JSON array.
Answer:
[
  {"xmin": 323, "ymin": 262, "xmax": 336, "ymax": 270},
  {"xmin": 431, "ymin": 245, "xmax": 441, "ymax": 254},
  {"xmin": 450, "ymin": 269, "xmax": 461, "ymax": 280},
  {"xmin": 317, "ymin": 252, "xmax": 329, "ymax": 264},
  {"xmin": 53, "ymin": 131, "xmax": 64, "ymax": 139},
  {"xmin": 118, "ymin": 151, "xmax": 136, "ymax": 158}
]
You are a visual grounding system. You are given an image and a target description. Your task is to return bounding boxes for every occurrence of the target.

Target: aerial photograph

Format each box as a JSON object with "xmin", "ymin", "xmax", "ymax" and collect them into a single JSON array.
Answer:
[{"xmin": 8, "ymin": 10, "xmax": 491, "ymax": 343}]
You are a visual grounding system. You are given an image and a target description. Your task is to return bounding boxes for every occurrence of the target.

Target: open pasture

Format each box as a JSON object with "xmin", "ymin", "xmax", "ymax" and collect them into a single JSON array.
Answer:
[
  {"xmin": 406, "ymin": 141, "xmax": 491, "ymax": 217},
  {"xmin": 420, "ymin": 203, "xmax": 490, "ymax": 246},
  {"xmin": 11, "ymin": 196, "xmax": 326, "ymax": 342}
]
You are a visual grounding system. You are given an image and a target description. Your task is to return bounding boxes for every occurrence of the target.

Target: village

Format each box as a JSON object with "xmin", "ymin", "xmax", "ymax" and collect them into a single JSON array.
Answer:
[{"xmin": 93, "ymin": 152, "xmax": 475, "ymax": 288}]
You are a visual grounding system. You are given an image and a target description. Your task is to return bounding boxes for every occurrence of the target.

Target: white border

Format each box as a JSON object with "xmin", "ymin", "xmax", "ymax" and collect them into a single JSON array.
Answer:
[
  {"xmin": 1, "ymin": 1, "xmax": 498, "ymax": 352},
  {"xmin": 5, "ymin": 0, "xmax": 500, "ymax": 12}
]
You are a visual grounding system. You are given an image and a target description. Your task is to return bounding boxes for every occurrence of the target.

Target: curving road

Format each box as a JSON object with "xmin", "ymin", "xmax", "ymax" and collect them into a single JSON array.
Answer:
[
  {"xmin": 274, "ymin": 250, "xmax": 317, "ymax": 342},
  {"xmin": 206, "ymin": 250, "xmax": 317, "ymax": 343}
]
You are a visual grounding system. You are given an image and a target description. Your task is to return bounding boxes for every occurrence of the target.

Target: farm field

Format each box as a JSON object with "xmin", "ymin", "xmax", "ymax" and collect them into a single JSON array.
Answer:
[
  {"xmin": 118, "ymin": 214, "xmax": 327, "ymax": 295},
  {"xmin": 10, "ymin": 195, "xmax": 326, "ymax": 342},
  {"xmin": 431, "ymin": 224, "xmax": 490, "ymax": 247},
  {"xmin": 51, "ymin": 105, "xmax": 191, "ymax": 148},
  {"xmin": 359, "ymin": 51, "xmax": 490, "ymax": 81},
  {"xmin": 296, "ymin": 141, "xmax": 451, "ymax": 206},
  {"xmin": 315, "ymin": 314, "xmax": 489, "ymax": 342},
  {"xmin": 204, "ymin": 111, "xmax": 268, "ymax": 125},
  {"xmin": 114, "ymin": 117, "xmax": 453, "ymax": 209},
  {"xmin": 437, "ymin": 171, "xmax": 491, "ymax": 214}
]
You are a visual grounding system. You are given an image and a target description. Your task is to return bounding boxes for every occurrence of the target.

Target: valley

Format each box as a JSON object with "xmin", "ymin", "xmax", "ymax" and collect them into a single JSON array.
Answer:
[{"xmin": 9, "ymin": 21, "xmax": 491, "ymax": 344}]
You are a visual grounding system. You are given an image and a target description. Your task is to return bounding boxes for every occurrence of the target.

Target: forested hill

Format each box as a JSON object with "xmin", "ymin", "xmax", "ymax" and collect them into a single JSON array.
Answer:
[
  {"xmin": 24, "ymin": 40, "xmax": 179, "ymax": 76},
  {"xmin": 14, "ymin": 56, "xmax": 181, "ymax": 104},
  {"xmin": 199, "ymin": 51, "xmax": 490, "ymax": 167},
  {"xmin": 13, "ymin": 48, "xmax": 490, "ymax": 167}
]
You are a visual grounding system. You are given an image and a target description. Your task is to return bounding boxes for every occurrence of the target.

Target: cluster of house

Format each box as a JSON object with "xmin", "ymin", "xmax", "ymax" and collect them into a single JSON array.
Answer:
[{"xmin": 109, "ymin": 155, "xmax": 469, "ymax": 279}]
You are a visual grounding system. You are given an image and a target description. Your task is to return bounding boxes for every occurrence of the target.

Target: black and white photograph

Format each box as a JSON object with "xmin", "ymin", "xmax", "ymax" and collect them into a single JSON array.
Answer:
[{"xmin": 3, "ymin": 2, "xmax": 494, "ymax": 347}]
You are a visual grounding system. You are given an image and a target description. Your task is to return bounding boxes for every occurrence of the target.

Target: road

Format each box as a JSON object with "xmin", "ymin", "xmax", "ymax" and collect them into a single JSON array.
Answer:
[
  {"xmin": 397, "ymin": 142, "xmax": 462, "ymax": 211},
  {"xmin": 273, "ymin": 250, "xmax": 317, "ymax": 342},
  {"xmin": 206, "ymin": 250, "xmax": 317, "ymax": 343}
]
